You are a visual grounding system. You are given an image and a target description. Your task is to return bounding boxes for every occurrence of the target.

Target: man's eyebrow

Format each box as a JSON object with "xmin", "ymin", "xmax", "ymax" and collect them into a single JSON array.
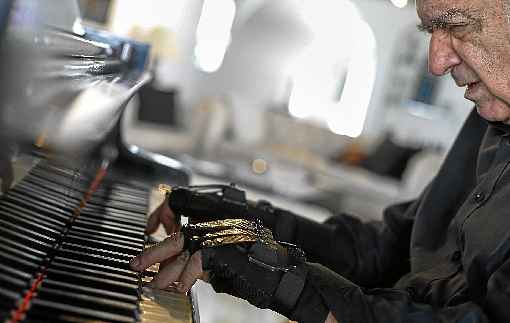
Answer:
[
  {"xmin": 418, "ymin": 8, "xmax": 476, "ymax": 32},
  {"xmin": 432, "ymin": 8, "xmax": 472, "ymax": 24}
]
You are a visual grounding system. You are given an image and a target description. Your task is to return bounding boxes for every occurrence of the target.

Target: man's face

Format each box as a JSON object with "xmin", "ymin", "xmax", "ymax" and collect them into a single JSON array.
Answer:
[{"xmin": 416, "ymin": 0, "xmax": 510, "ymax": 122}]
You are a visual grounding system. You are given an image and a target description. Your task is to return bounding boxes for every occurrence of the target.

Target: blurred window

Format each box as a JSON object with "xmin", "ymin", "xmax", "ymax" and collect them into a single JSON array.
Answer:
[{"xmin": 288, "ymin": 0, "xmax": 377, "ymax": 138}]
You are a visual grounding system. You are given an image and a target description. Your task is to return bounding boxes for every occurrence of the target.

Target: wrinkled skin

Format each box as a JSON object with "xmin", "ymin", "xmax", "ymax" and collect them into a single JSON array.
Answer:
[
  {"xmin": 417, "ymin": 0, "xmax": 510, "ymax": 122},
  {"xmin": 145, "ymin": 194, "xmax": 180, "ymax": 235}
]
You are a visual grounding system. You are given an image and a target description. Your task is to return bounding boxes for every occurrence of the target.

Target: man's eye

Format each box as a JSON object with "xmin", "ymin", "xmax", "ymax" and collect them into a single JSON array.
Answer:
[
  {"xmin": 449, "ymin": 24, "xmax": 468, "ymax": 30},
  {"xmin": 417, "ymin": 24, "xmax": 433, "ymax": 34},
  {"xmin": 449, "ymin": 24, "xmax": 470, "ymax": 37}
]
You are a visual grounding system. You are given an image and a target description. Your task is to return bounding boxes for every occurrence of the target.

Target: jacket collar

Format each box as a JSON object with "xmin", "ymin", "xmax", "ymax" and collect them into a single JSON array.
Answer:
[{"xmin": 488, "ymin": 121, "xmax": 510, "ymax": 137}]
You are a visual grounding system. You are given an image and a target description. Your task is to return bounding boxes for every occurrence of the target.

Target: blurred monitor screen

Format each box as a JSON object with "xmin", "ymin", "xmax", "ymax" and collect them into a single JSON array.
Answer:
[
  {"xmin": 0, "ymin": 1, "xmax": 12, "ymax": 34},
  {"xmin": 413, "ymin": 62, "xmax": 438, "ymax": 105},
  {"xmin": 137, "ymin": 84, "xmax": 180, "ymax": 127},
  {"xmin": 78, "ymin": 0, "xmax": 111, "ymax": 24}
]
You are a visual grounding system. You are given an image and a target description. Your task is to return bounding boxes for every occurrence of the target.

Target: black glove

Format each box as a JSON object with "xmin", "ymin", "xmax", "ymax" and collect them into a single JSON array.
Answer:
[
  {"xmin": 181, "ymin": 219, "xmax": 329, "ymax": 323},
  {"xmin": 167, "ymin": 184, "xmax": 298, "ymax": 242}
]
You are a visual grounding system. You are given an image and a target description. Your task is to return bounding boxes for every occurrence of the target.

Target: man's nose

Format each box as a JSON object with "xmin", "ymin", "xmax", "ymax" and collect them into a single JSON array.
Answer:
[{"xmin": 428, "ymin": 30, "xmax": 461, "ymax": 76}]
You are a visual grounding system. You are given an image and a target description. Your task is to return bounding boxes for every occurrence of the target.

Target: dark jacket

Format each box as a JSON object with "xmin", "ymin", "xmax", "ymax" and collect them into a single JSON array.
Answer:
[{"xmin": 268, "ymin": 109, "xmax": 510, "ymax": 322}]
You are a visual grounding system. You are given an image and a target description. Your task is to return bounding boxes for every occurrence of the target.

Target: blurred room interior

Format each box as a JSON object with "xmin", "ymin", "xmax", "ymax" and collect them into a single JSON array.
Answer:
[
  {"xmin": 109, "ymin": 0, "xmax": 470, "ymax": 220},
  {"xmin": 0, "ymin": 0, "xmax": 473, "ymax": 322},
  {"xmin": 97, "ymin": 1, "xmax": 469, "ymax": 321}
]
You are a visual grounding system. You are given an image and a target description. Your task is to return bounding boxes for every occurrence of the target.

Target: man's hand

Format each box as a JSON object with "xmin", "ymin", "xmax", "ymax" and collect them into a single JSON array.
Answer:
[
  {"xmin": 130, "ymin": 232, "xmax": 206, "ymax": 292},
  {"xmin": 130, "ymin": 230, "xmax": 334, "ymax": 323},
  {"xmin": 145, "ymin": 195, "xmax": 181, "ymax": 235}
]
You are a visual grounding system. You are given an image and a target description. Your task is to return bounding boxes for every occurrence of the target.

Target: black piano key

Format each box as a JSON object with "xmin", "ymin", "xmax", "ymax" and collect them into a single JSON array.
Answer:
[
  {"xmin": 0, "ymin": 225, "xmax": 54, "ymax": 253},
  {"xmin": 82, "ymin": 204, "xmax": 146, "ymax": 219},
  {"xmin": 24, "ymin": 175, "xmax": 83, "ymax": 194},
  {"xmin": 0, "ymin": 262, "xmax": 32, "ymax": 281},
  {"xmin": 22, "ymin": 178, "xmax": 82, "ymax": 200},
  {"xmin": 77, "ymin": 216, "xmax": 146, "ymax": 233},
  {"xmin": 71, "ymin": 218, "xmax": 144, "ymax": 239},
  {"xmin": 63, "ymin": 234, "xmax": 142, "ymax": 256},
  {"xmin": 65, "ymin": 229, "xmax": 143, "ymax": 250},
  {"xmin": 12, "ymin": 183, "xmax": 79, "ymax": 209},
  {"xmin": 0, "ymin": 250, "xmax": 40, "ymax": 274},
  {"xmin": 25, "ymin": 174, "xmax": 87, "ymax": 194},
  {"xmin": 0, "ymin": 201, "xmax": 65, "ymax": 228},
  {"xmin": 33, "ymin": 162, "xmax": 85, "ymax": 176},
  {"xmin": 92, "ymin": 192, "xmax": 148, "ymax": 206},
  {"xmin": 55, "ymin": 247, "xmax": 132, "ymax": 270},
  {"xmin": 11, "ymin": 181, "xmax": 77, "ymax": 203},
  {"xmin": 76, "ymin": 214, "xmax": 145, "ymax": 231},
  {"xmin": 52, "ymin": 257, "xmax": 138, "ymax": 279},
  {"xmin": 60, "ymin": 242, "xmax": 134, "ymax": 261},
  {"xmin": 0, "ymin": 235, "xmax": 48, "ymax": 259},
  {"xmin": 45, "ymin": 268, "xmax": 138, "ymax": 296},
  {"xmin": 89, "ymin": 193, "xmax": 148, "ymax": 206},
  {"xmin": 49, "ymin": 261, "xmax": 138, "ymax": 285},
  {"xmin": 96, "ymin": 184, "xmax": 148, "ymax": 196},
  {"xmin": 31, "ymin": 163, "xmax": 79, "ymax": 177},
  {"xmin": 0, "ymin": 271, "xmax": 29, "ymax": 294},
  {"xmin": 36, "ymin": 287, "xmax": 138, "ymax": 317},
  {"xmin": 42, "ymin": 279, "xmax": 138, "ymax": 303},
  {"xmin": 0, "ymin": 218, "xmax": 56, "ymax": 245},
  {"xmin": 79, "ymin": 209, "xmax": 146, "ymax": 227},
  {"xmin": 3, "ymin": 192, "xmax": 71, "ymax": 222},
  {"xmin": 0, "ymin": 242, "xmax": 44, "ymax": 265},
  {"xmin": 66, "ymin": 230, "xmax": 143, "ymax": 253},
  {"xmin": 84, "ymin": 200, "xmax": 147, "ymax": 214},
  {"xmin": 27, "ymin": 299, "xmax": 136, "ymax": 323},
  {"xmin": 68, "ymin": 226, "xmax": 144, "ymax": 245},
  {"xmin": 0, "ymin": 209, "xmax": 62, "ymax": 238},
  {"xmin": 0, "ymin": 287, "xmax": 20, "ymax": 313},
  {"xmin": 7, "ymin": 187, "xmax": 145, "ymax": 230}
]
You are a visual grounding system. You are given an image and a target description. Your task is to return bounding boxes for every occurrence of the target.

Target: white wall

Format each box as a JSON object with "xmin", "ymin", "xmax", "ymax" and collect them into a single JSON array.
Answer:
[{"xmin": 110, "ymin": 0, "xmax": 472, "ymax": 150}]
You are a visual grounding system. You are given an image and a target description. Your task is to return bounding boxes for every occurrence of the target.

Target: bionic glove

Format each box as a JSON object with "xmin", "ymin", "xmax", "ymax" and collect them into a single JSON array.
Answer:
[{"xmin": 181, "ymin": 219, "xmax": 329, "ymax": 323}]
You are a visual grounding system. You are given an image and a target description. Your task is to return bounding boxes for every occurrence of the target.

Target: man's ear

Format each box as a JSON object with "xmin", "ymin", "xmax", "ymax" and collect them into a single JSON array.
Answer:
[{"xmin": 325, "ymin": 312, "xmax": 339, "ymax": 323}]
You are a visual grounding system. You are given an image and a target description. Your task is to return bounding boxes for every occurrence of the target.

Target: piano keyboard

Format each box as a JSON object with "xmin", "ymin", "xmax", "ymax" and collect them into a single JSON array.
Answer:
[{"xmin": 0, "ymin": 161, "xmax": 196, "ymax": 323}]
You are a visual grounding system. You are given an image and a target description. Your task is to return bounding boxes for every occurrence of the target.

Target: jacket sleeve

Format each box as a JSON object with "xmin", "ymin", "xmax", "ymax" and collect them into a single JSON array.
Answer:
[
  {"xmin": 261, "ymin": 194, "xmax": 420, "ymax": 288},
  {"xmin": 484, "ymin": 255, "xmax": 510, "ymax": 321},
  {"xmin": 296, "ymin": 262, "xmax": 494, "ymax": 323}
]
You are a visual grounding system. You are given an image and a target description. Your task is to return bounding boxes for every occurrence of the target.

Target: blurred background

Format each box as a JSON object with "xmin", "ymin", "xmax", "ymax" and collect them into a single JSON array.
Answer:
[
  {"xmin": 93, "ymin": 0, "xmax": 472, "ymax": 219},
  {"xmin": 1, "ymin": 0, "xmax": 474, "ymax": 322}
]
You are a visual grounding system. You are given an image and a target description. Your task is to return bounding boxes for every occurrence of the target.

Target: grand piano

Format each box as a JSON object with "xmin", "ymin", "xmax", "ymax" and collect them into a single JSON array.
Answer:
[{"xmin": 0, "ymin": 1, "xmax": 198, "ymax": 322}]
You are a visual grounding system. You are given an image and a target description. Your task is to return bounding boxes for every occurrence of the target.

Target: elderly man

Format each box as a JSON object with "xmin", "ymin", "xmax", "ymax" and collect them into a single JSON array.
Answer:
[{"xmin": 130, "ymin": 0, "xmax": 510, "ymax": 322}]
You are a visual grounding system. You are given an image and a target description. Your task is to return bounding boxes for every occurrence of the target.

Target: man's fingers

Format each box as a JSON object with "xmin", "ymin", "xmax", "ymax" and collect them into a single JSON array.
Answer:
[
  {"xmin": 145, "ymin": 207, "xmax": 162, "ymax": 234},
  {"xmin": 160, "ymin": 211, "xmax": 177, "ymax": 234},
  {"xmin": 177, "ymin": 251, "xmax": 204, "ymax": 293},
  {"xmin": 130, "ymin": 232, "xmax": 184, "ymax": 271},
  {"xmin": 146, "ymin": 197, "xmax": 178, "ymax": 235},
  {"xmin": 150, "ymin": 251, "xmax": 190, "ymax": 289}
]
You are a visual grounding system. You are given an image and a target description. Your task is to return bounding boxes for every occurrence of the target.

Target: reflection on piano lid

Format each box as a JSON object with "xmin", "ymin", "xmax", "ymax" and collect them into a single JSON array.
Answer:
[
  {"xmin": 0, "ymin": 1, "xmax": 196, "ymax": 322},
  {"xmin": 0, "ymin": 0, "xmax": 190, "ymax": 185}
]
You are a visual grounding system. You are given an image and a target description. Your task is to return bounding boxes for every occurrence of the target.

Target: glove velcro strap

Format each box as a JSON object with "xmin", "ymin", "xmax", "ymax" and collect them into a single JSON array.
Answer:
[{"xmin": 272, "ymin": 264, "xmax": 308, "ymax": 316}]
